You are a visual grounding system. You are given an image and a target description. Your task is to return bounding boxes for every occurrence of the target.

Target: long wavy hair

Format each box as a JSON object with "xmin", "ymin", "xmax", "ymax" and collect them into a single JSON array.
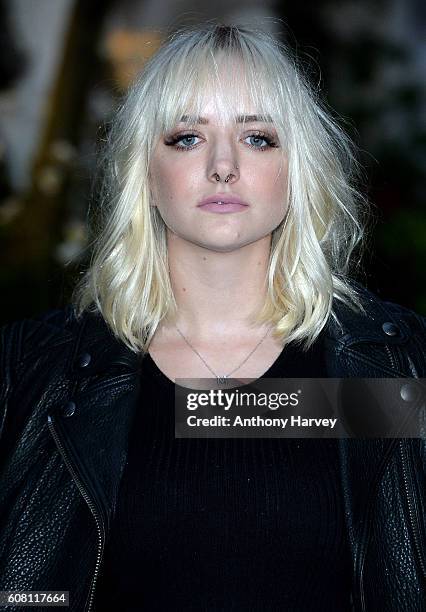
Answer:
[{"xmin": 72, "ymin": 23, "xmax": 369, "ymax": 353}]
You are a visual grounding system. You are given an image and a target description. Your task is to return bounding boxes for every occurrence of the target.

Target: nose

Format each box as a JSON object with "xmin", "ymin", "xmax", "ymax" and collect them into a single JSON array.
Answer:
[{"xmin": 207, "ymin": 138, "xmax": 240, "ymax": 185}]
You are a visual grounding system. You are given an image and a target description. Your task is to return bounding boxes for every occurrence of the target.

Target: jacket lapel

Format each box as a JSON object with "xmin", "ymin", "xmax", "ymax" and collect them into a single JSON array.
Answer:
[{"xmin": 47, "ymin": 311, "xmax": 144, "ymax": 532}]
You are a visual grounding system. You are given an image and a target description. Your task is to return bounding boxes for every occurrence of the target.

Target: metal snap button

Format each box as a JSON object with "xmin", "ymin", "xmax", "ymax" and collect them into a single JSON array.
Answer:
[
  {"xmin": 382, "ymin": 322, "xmax": 399, "ymax": 337},
  {"xmin": 77, "ymin": 352, "xmax": 91, "ymax": 368},
  {"xmin": 62, "ymin": 401, "xmax": 76, "ymax": 417},
  {"xmin": 400, "ymin": 383, "xmax": 419, "ymax": 402}
]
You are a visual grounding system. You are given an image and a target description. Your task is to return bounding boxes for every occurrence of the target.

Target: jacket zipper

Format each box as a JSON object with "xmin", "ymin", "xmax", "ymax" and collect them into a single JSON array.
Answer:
[
  {"xmin": 385, "ymin": 344, "xmax": 397, "ymax": 371},
  {"xmin": 48, "ymin": 416, "xmax": 104, "ymax": 612},
  {"xmin": 399, "ymin": 439, "xmax": 426, "ymax": 580},
  {"xmin": 356, "ymin": 440, "xmax": 426, "ymax": 612},
  {"xmin": 386, "ymin": 340, "xmax": 426, "ymax": 579}
]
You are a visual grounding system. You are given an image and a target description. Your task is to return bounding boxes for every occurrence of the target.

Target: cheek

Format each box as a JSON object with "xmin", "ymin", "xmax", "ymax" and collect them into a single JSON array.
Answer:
[
  {"xmin": 152, "ymin": 157, "xmax": 197, "ymax": 202},
  {"xmin": 150, "ymin": 162, "xmax": 176, "ymax": 204},
  {"xmin": 264, "ymin": 165, "xmax": 289, "ymax": 223},
  {"xmin": 259, "ymin": 162, "xmax": 288, "ymax": 203},
  {"xmin": 248, "ymin": 154, "xmax": 287, "ymax": 185},
  {"xmin": 272, "ymin": 160, "xmax": 289, "ymax": 202},
  {"xmin": 276, "ymin": 171, "xmax": 289, "ymax": 202}
]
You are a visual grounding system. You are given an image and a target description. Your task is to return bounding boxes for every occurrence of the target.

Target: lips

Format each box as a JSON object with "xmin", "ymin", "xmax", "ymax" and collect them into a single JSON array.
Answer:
[{"xmin": 197, "ymin": 193, "xmax": 249, "ymax": 207}]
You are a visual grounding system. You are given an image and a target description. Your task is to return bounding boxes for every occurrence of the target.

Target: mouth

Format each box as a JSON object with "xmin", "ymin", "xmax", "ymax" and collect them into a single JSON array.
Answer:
[
  {"xmin": 197, "ymin": 201, "xmax": 249, "ymax": 214},
  {"xmin": 197, "ymin": 193, "xmax": 249, "ymax": 213}
]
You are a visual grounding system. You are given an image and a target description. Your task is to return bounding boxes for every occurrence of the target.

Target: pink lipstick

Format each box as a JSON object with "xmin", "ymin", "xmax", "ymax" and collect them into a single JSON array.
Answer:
[{"xmin": 197, "ymin": 193, "xmax": 249, "ymax": 214}]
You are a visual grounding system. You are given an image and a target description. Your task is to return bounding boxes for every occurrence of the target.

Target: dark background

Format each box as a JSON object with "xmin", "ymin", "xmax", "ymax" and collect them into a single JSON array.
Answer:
[{"xmin": 0, "ymin": 0, "xmax": 425, "ymax": 325}]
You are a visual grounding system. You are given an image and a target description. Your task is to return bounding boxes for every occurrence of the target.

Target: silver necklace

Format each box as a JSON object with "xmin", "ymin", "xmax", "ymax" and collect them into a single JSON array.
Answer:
[{"xmin": 175, "ymin": 325, "xmax": 270, "ymax": 385}]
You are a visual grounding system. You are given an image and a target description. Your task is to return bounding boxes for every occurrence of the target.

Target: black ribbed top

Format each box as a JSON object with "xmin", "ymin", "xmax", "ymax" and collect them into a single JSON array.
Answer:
[{"xmin": 95, "ymin": 337, "xmax": 352, "ymax": 611}]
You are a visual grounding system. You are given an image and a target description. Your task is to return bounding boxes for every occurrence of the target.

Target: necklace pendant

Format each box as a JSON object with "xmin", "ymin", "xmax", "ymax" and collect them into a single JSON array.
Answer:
[{"xmin": 217, "ymin": 375, "xmax": 228, "ymax": 385}]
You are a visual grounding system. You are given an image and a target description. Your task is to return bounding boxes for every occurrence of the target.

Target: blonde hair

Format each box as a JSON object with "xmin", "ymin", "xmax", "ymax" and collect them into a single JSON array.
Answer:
[{"xmin": 72, "ymin": 23, "xmax": 368, "ymax": 353}]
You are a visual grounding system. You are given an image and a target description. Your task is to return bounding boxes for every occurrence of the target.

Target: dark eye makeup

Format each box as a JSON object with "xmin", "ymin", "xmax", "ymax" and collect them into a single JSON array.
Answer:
[{"xmin": 163, "ymin": 131, "xmax": 280, "ymax": 152}]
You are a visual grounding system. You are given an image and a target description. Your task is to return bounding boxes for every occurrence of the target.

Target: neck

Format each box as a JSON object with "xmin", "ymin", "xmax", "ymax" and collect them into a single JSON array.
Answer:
[{"xmin": 164, "ymin": 231, "xmax": 271, "ymax": 340}]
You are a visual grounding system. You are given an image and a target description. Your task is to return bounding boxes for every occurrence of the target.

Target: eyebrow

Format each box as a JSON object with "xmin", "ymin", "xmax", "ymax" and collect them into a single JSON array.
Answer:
[{"xmin": 179, "ymin": 114, "xmax": 273, "ymax": 124}]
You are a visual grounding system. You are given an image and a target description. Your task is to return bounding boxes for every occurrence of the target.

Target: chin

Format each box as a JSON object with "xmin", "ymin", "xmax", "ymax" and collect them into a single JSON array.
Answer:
[
  {"xmin": 195, "ymin": 242, "xmax": 243, "ymax": 254},
  {"xmin": 195, "ymin": 235, "xmax": 263, "ymax": 254}
]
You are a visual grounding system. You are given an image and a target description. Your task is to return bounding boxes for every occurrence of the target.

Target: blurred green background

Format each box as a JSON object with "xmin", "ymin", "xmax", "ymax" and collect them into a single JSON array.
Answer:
[{"xmin": 1, "ymin": 0, "xmax": 425, "ymax": 325}]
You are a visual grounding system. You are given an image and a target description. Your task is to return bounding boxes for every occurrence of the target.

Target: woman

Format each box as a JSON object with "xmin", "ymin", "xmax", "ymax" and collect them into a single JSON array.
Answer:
[{"xmin": 0, "ymin": 24, "xmax": 425, "ymax": 612}]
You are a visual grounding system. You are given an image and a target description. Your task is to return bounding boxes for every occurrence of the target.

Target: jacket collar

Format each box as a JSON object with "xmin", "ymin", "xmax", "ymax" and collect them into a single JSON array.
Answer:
[{"xmin": 324, "ymin": 282, "xmax": 410, "ymax": 347}]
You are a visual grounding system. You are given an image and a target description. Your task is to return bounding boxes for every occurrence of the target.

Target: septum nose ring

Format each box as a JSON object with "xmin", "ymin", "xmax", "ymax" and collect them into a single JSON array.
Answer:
[{"xmin": 214, "ymin": 166, "xmax": 239, "ymax": 183}]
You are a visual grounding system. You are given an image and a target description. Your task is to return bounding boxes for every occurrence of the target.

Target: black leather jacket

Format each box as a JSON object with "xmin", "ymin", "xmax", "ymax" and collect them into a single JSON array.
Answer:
[{"xmin": 0, "ymin": 285, "xmax": 425, "ymax": 612}]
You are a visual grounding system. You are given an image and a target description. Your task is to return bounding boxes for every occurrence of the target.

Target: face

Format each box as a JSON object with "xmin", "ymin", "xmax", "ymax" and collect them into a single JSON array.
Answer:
[{"xmin": 149, "ymin": 83, "xmax": 288, "ymax": 254}]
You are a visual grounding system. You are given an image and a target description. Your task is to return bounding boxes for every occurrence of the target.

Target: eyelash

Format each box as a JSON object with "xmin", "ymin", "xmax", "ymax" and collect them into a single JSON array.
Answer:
[{"xmin": 164, "ymin": 131, "xmax": 279, "ymax": 152}]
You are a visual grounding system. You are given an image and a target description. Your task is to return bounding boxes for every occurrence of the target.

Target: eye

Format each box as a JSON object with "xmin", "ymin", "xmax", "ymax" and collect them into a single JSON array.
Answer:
[
  {"xmin": 244, "ymin": 132, "xmax": 278, "ymax": 150},
  {"xmin": 164, "ymin": 133, "xmax": 201, "ymax": 151}
]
